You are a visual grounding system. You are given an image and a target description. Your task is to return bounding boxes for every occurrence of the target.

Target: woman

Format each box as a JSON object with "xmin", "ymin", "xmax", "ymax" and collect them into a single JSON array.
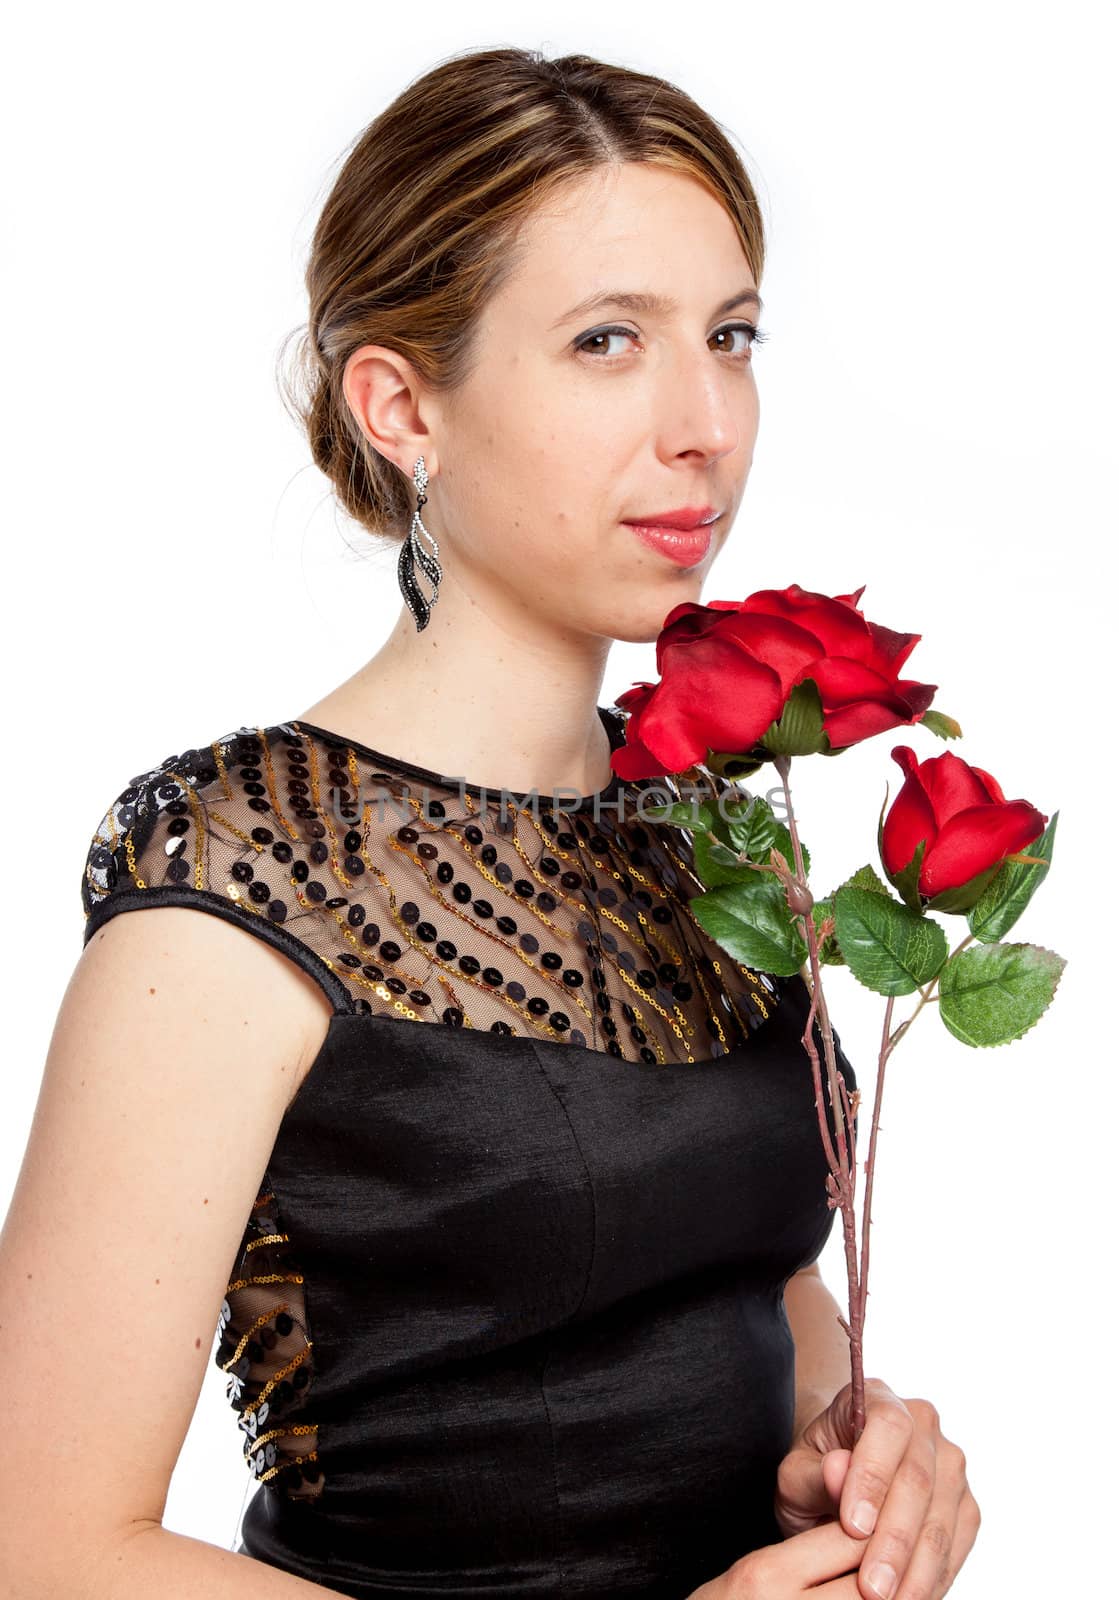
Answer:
[{"xmin": 1, "ymin": 45, "xmax": 978, "ymax": 1600}]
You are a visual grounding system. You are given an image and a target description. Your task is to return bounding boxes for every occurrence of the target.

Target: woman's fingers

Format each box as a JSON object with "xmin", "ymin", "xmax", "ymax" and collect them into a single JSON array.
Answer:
[
  {"xmin": 853, "ymin": 1420, "xmax": 980, "ymax": 1600},
  {"xmin": 731, "ymin": 1517, "xmax": 871, "ymax": 1594},
  {"xmin": 934, "ymin": 1481, "xmax": 982, "ymax": 1599}
]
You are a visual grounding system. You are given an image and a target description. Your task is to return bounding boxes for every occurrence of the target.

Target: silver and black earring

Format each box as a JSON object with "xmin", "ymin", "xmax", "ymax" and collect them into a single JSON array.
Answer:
[{"xmin": 397, "ymin": 454, "xmax": 442, "ymax": 631}]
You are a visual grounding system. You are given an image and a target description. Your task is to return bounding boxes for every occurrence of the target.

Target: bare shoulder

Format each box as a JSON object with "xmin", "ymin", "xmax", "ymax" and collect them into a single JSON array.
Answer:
[{"xmin": 80, "ymin": 896, "xmax": 337, "ymax": 1108}]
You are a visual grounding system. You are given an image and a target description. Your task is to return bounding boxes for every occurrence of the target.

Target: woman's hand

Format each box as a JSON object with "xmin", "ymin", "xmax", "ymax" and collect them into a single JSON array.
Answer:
[
  {"xmin": 773, "ymin": 1377, "xmax": 981, "ymax": 1600},
  {"xmin": 684, "ymin": 1517, "xmax": 871, "ymax": 1597}
]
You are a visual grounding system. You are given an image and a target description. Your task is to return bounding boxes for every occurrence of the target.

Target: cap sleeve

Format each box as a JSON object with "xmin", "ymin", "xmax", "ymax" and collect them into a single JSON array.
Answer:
[{"xmin": 80, "ymin": 726, "xmax": 352, "ymax": 1014}]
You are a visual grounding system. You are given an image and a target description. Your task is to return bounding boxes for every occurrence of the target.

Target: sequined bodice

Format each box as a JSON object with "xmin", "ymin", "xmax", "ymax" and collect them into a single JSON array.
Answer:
[{"xmin": 81, "ymin": 704, "xmax": 784, "ymax": 1059}]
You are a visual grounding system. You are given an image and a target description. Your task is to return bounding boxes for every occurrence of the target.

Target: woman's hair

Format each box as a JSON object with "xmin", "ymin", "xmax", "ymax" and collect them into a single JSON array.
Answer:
[{"xmin": 279, "ymin": 46, "xmax": 767, "ymax": 549}]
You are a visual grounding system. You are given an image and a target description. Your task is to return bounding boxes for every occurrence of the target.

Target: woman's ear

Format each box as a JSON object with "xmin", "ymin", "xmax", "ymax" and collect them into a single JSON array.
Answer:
[{"xmin": 342, "ymin": 342, "xmax": 437, "ymax": 477}]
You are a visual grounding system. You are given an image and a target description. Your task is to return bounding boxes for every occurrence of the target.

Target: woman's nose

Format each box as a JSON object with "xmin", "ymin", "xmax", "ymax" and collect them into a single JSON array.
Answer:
[{"xmin": 657, "ymin": 355, "xmax": 747, "ymax": 463}]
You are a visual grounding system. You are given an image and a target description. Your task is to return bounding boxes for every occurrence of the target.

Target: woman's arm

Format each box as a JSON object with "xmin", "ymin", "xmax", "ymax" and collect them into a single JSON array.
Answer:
[
  {"xmin": 783, "ymin": 1264, "xmax": 853, "ymax": 1438},
  {"xmin": 0, "ymin": 904, "xmax": 342, "ymax": 1599},
  {"xmin": 90, "ymin": 1522, "xmax": 353, "ymax": 1599}
]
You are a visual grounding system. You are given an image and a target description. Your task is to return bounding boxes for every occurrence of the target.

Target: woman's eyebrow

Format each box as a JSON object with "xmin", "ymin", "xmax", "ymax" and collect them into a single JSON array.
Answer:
[{"xmin": 550, "ymin": 286, "xmax": 763, "ymax": 328}]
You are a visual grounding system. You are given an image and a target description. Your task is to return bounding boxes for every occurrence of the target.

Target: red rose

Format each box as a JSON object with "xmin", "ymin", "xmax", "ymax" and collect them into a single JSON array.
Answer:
[
  {"xmin": 881, "ymin": 745, "xmax": 1047, "ymax": 909},
  {"xmin": 611, "ymin": 582, "xmax": 938, "ymax": 780}
]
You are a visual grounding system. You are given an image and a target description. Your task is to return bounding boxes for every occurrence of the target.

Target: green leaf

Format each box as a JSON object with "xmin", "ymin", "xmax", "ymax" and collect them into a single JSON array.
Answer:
[
  {"xmin": 811, "ymin": 894, "xmax": 846, "ymax": 965},
  {"xmin": 833, "ymin": 883, "xmax": 949, "ymax": 996},
  {"xmin": 689, "ymin": 879, "xmax": 808, "ymax": 976},
  {"xmin": 766, "ymin": 821, "xmax": 810, "ymax": 880},
  {"xmin": 810, "ymin": 865, "xmax": 889, "ymax": 969},
  {"xmin": 707, "ymin": 749, "xmax": 769, "ymax": 782},
  {"xmin": 920, "ymin": 708, "xmax": 963, "ymax": 740},
  {"xmin": 876, "ymin": 820, "xmax": 928, "ymax": 916},
  {"xmin": 721, "ymin": 793, "xmax": 811, "ymax": 877},
  {"xmin": 938, "ymin": 941, "xmax": 1067, "ymax": 1046},
  {"xmin": 924, "ymin": 860, "xmax": 1004, "ymax": 915},
  {"xmin": 967, "ymin": 811, "xmax": 1059, "ymax": 943},
  {"xmin": 636, "ymin": 796, "xmax": 718, "ymax": 830},
  {"xmin": 760, "ymin": 678, "xmax": 831, "ymax": 757},
  {"xmin": 691, "ymin": 793, "xmax": 811, "ymax": 890},
  {"xmin": 840, "ymin": 863, "xmax": 894, "ymax": 898},
  {"xmin": 693, "ymin": 826, "xmax": 768, "ymax": 888}
]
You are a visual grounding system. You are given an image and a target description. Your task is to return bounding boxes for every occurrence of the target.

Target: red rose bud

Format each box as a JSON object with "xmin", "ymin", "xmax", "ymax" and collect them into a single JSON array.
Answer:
[
  {"xmin": 610, "ymin": 583, "xmax": 937, "ymax": 781},
  {"xmin": 881, "ymin": 746, "xmax": 1048, "ymax": 912}
]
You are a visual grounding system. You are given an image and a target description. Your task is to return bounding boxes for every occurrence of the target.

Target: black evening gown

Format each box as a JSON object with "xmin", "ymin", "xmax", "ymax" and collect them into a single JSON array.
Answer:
[{"xmin": 81, "ymin": 704, "xmax": 857, "ymax": 1600}]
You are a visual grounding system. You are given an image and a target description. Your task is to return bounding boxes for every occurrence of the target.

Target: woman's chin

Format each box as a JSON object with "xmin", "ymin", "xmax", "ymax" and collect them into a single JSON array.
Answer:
[{"xmin": 604, "ymin": 592, "xmax": 704, "ymax": 644}]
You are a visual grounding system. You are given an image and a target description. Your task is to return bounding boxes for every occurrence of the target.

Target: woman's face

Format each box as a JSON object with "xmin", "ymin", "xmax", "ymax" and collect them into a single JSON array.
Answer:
[{"xmin": 422, "ymin": 160, "xmax": 763, "ymax": 645}]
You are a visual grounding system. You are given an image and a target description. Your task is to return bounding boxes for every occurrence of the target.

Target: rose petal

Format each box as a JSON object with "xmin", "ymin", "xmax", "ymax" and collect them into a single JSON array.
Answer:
[
  {"xmin": 894, "ymin": 677, "xmax": 940, "ymax": 719},
  {"xmin": 882, "ymin": 750, "xmax": 939, "ymax": 878},
  {"xmin": 968, "ymin": 764, "xmax": 1010, "ymax": 806},
  {"xmin": 803, "ymin": 656, "xmax": 902, "ymax": 705},
  {"xmin": 919, "ymin": 751, "xmax": 1002, "ymax": 827},
  {"xmin": 920, "ymin": 801, "xmax": 1049, "ymax": 896},
  {"xmin": 658, "ymin": 601, "xmax": 825, "ymax": 696},
  {"xmin": 738, "ymin": 584, "xmax": 874, "ymax": 662},
  {"xmin": 615, "ymin": 682, "xmax": 656, "ymax": 716},
  {"xmin": 707, "ymin": 613, "xmax": 828, "ymax": 697},
  {"xmin": 609, "ymin": 726, "xmax": 668, "ymax": 781},
  {"xmin": 609, "ymin": 685, "xmax": 665, "ymax": 779},
  {"xmin": 863, "ymin": 618, "xmax": 923, "ymax": 675},
  {"xmin": 638, "ymin": 636, "xmax": 786, "ymax": 768}
]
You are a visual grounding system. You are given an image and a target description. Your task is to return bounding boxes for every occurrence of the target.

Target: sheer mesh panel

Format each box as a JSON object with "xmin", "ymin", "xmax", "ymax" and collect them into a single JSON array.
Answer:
[
  {"xmin": 216, "ymin": 1177, "xmax": 323, "ymax": 1500},
  {"xmin": 80, "ymin": 709, "xmax": 789, "ymax": 1058}
]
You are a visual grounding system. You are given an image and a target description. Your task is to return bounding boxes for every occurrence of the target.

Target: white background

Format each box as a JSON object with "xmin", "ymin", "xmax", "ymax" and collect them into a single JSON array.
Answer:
[{"xmin": 2, "ymin": 2, "xmax": 1113, "ymax": 1592}]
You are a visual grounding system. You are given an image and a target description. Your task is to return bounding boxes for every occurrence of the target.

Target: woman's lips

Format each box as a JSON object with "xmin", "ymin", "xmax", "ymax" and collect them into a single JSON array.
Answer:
[{"xmin": 623, "ymin": 519, "xmax": 716, "ymax": 568}]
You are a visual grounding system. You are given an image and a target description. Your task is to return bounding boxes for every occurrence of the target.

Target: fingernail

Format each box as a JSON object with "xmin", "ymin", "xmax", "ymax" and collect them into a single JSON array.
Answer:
[
  {"xmin": 851, "ymin": 1499, "xmax": 878, "ymax": 1534},
  {"xmin": 866, "ymin": 1560, "xmax": 897, "ymax": 1599}
]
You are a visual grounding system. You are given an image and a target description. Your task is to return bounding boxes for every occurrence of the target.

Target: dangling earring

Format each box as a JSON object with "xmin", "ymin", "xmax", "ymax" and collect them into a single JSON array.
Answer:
[{"xmin": 397, "ymin": 455, "xmax": 442, "ymax": 631}]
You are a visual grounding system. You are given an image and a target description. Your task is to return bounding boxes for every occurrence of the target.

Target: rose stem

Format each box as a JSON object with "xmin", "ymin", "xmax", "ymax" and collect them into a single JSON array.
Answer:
[{"xmin": 771, "ymin": 753, "xmax": 868, "ymax": 1439}]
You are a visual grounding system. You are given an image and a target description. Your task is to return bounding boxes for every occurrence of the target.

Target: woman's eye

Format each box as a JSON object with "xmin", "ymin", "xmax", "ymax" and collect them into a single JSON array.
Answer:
[
  {"xmin": 575, "ymin": 327, "xmax": 639, "ymax": 358},
  {"xmin": 711, "ymin": 321, "xmax": 768, "ymax": 356},
  {"xmin": 574, "ymin": 322, "xmax": 768, "ymax": 360}
]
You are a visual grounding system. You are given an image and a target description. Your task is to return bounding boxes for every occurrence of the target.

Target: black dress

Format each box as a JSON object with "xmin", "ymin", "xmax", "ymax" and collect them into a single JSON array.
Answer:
[{"xmin": 80, "ymin": 704, "xmax": 856, "ymax": 1600}]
